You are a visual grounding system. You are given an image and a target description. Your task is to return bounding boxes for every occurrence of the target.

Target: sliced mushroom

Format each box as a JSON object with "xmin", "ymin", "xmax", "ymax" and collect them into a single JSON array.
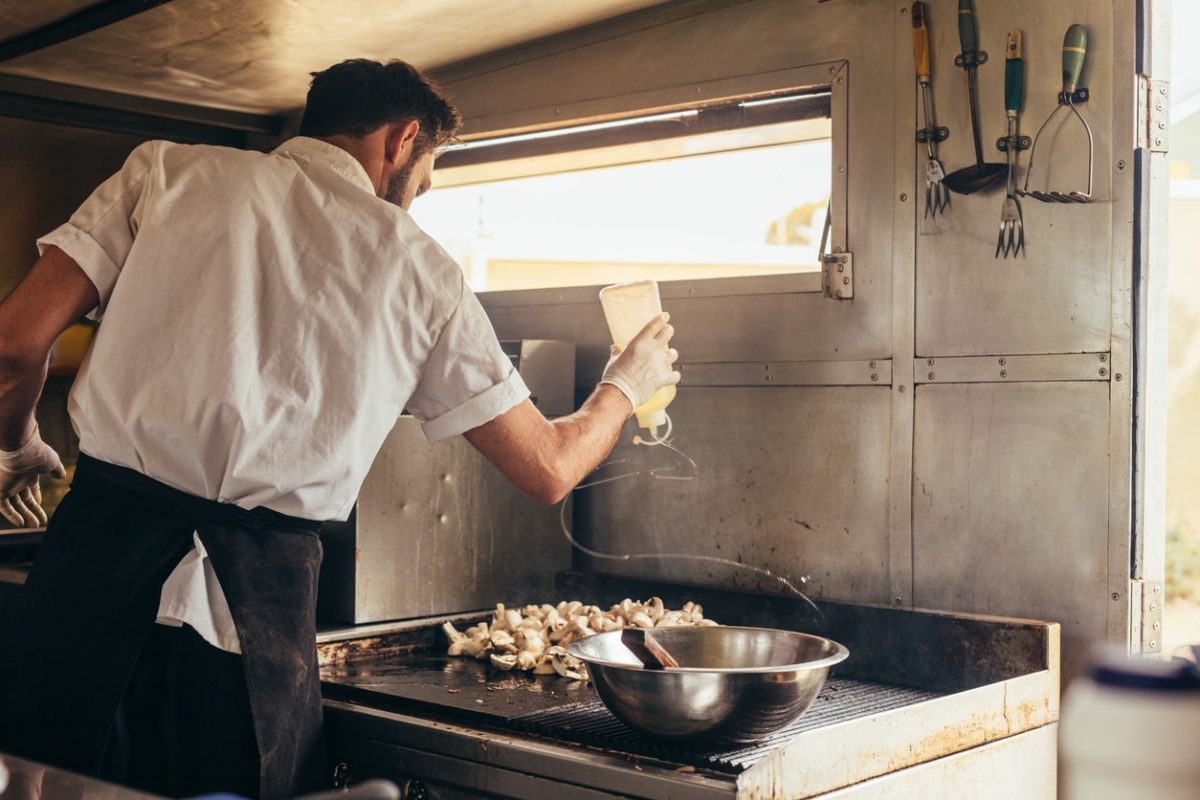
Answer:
[
  {"xmin": 442, "ymin": 622, "xmax": 466, "ymax": 645},
  {"xmin": 490, "ymin": 653, "xmax": 518, "ymax": 671},
  {"xmin": 630, "ymin": 611, "xmax": 654, "ymax": 629}
]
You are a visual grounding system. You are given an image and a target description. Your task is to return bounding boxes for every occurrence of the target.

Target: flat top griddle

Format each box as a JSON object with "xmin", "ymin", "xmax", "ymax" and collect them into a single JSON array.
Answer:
[
  {"xmin": 320, "ymin": 653, "xmax": 594, "ymax": 723},
  {"xmin": 320, "ymin": 654, "xmax": 945, "ymax": 773}
]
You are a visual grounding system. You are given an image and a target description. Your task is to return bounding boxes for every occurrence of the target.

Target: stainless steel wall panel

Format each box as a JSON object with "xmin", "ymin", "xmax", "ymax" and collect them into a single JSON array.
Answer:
[
  {"xmin": 486, "ymin": 290, "xmax": 893, "ymax": 393},
  {"xmin": 915, "ymin": 353, "xmax": 1113, "ymax": 384},
  {"xmin": 678, "ymin": 360, "xmax": 890, "ymax": 387},
  {"xmin": 912, "ymin": 382, "xmax": 1110, "ymax": 680},
  {"xmin": 914, "ymin": 0, "xmax": 1116, "ymax": 357},
  {"xmin": 574, "ymin": 386, "xmax": 893, "ymax": 606},
  {"xmin": 321, "ymin": 419, "xmax": 573, "ymax": 623},
  {"xmin": 888, "ymin": 7, "xmax": 918, "ymax": 610}
]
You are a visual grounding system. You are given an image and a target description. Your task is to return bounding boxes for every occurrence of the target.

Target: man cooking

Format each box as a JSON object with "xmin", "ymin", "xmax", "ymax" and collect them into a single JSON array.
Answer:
[{"xmin": 0, "ymin": 58, "xmax": 679, "ymax": 799}]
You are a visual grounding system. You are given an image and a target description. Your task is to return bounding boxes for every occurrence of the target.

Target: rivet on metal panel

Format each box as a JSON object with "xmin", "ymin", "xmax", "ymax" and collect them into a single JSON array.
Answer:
[
  {"xmin": 766, "ymin": 374, "xmax": 774, "ymax": 382},
  {"xmin": 1161, "ymin": 86, "xmax": 1168, "ymax": 95},
  {"xmin": 893, "ymin": 596, "xmax": 903, "ymax": 605},
  {"xmin": 1116, "ymin": 373, "xmax": 1123, "ymax": 381},
  {"xmin": 828, "ymin": 66, "xmax": 837, "ymax": 75},
  {"xmin": 554, "ymin": 109, "xmax": 561, "ymax": 115},
  {"xmin": 1150, "ymin": 640, "xmax": 1159, "ymax": 649},
  {"xmin": 899, "ymin": 193, "xmax": 907, "ymax": 201},
  {"xmin": 439, "ymin": 514, "xmax": 448, "ymax": 523},
  {"xmin": 1099, "ymin": 368, "xmax": 1108, "ymax": 377},
  {"xmin": 898, "ymin": 385, "xmax": 905, "ymax": 393},
  {"xmin": 837, "ymin": 264, "xmax": 844, "ymax": 273},
  {"xmin": 871, "ymin": 374, "xmax": 878, "ymax": 382},
  {"xmin": 900, "ymin": 6, "xmax": 907, "ymax": 14},
  {"xmin": 441, "ymin": 474, "xmax": 450, "ymax": 482},
  {"xmin": 835, "ymin": 290, "xmax": 843, "ymax": 298},
  {"xmin": 839, "ymin": 255, "xmax": 848, "ymax": 263},
  {"xmin": 1112, "ymin": 592, "xmax": 1121, "ymax": 601},
  {"xmin": 836, "ymin": 77, "xmax": 844, "ymax": 85},
  {"xmin": 1150, "ymin": 603, "xmax": 1158, "ymax": 612},
  {"xmin": 927, "ymin": 372, "xmax": 935, "ymax": 380},
  {"xmin": 1118, "ymin": 160, "xmax": 1126, "ymax": 169},
  {"xmin": 927, "ymin": 359, "xmax": 934, "ymax": 366},
  {"xmin": 1000, "ymin": 370, "xmax": 1007, "ymax": 378},
  {"xmin": 1155, "ymin": 585, "xmax": 1162, "ymax": 595},
  {"xmin": 1099, "ymin": 354, "xmax": 1107, "ymax": 362},
  {"xmin": 1156, "ymin": 138, "xmax": 1164, "ymax": 147},
  {"xmin": 869, "ymin": 361, "xmax": 877, "ymax": 368},
  {"xmin": 998, "ymin": 357, "xmax": 1006, "ymax": 366},
  {"xmin": 1154, "ymin": 622, "xmax": 1161, "ymax": 631},
  {"xmin": 842, "ymin": 277, "xmax": 850, "ymax": 285},
  {"xmin": 837, "ymin": 164, "xmax": 845, "ymax": 173}
]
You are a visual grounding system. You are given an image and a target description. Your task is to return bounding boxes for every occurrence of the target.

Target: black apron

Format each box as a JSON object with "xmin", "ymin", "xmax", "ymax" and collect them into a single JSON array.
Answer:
[{"xmin": 0, "ymin": 455, "xmax": 328, "ymax": 799}]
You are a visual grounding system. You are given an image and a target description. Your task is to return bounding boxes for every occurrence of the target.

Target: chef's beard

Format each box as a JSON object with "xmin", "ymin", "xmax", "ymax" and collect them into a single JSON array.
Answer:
[{"xmin": 383, "ymin": 160, "xmax": 414, "ymax": 208}]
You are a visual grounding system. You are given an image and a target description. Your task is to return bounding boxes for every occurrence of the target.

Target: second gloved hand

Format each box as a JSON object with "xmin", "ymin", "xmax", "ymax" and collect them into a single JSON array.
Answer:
[
  {"xmin": 0, "ymin": 426, "xmax": 66, "ymax": 528},
  {"xmin": 600, "ymin": 313, "xmax": 681, "ymax": 410}
]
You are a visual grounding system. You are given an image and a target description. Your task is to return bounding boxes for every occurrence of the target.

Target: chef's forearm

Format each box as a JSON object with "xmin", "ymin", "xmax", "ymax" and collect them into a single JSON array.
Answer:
[
  {"xmin": 0, "ymin": 350, "xmax": 46, "ymax": 450},
  {"xmin": 465, "ymin": 386, "xmax": 632, "ymax": 505},
  {"xmin": 0, "ymin": 246, "xmax": 100, "ymax": 450},
  {"xmin": 544, "ymin": 383, "xmax": 632, "ymax": 498}
]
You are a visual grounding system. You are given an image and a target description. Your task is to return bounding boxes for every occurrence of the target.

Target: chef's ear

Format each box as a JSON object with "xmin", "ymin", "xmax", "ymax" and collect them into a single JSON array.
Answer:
[{"xmin": 384, "ymin": 119, "xmax": 421, "ymax": 167}]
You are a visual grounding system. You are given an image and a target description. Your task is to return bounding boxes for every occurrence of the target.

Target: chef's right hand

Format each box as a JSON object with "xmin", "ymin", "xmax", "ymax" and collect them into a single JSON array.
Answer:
[
  {"xmin": 599, "ymin": 313, "xmax": 681, "ymax": 411},
  {"xmin": 0, "ymin": 426, "xmax": 65, "ymax": 527}
]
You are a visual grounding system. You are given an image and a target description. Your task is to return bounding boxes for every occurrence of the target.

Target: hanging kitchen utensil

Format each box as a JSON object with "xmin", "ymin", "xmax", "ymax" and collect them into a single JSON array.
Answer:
[
  {"xmin": 942, "ymin": 0, "xmax": 1008, "ymax": 195},
  {"xmin": 1018, "ymin": 24, "xmax": 1093, "ymax": 203},
  {"xmin": 911, "ymin": 1, "xmax": 949, "ymax": 217},
  {"xmin": 996, "ymin": 30, "xmax": 1028, "ymax": 257}
]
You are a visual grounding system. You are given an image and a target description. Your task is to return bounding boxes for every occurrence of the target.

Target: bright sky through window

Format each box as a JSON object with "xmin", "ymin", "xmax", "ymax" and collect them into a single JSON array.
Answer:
[{"xmin": 410, "ymin": 138, "xmax": 832, "ymax": 292}]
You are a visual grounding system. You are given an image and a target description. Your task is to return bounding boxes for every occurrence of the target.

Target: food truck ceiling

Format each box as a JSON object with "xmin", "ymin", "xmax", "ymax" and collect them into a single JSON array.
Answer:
[{"xmin": 0, "ymin": 0, "xmax": 675, "ymax": 118}]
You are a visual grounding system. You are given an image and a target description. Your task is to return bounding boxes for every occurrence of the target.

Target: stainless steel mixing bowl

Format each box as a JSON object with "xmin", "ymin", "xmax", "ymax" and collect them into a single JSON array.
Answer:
[{"xmin": 566, "ymin": 626, "xmax": 848, "ymax": 743}]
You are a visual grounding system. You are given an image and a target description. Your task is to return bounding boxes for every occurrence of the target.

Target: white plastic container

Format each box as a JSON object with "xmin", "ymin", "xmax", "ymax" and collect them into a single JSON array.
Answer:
[
  {"xmin": 598, "ymin": 280, "xmax": 676, "ymax": 436},
  {"xmin": 1060, "ymin": 653, "xmax": 1200, "ymax": 799}
]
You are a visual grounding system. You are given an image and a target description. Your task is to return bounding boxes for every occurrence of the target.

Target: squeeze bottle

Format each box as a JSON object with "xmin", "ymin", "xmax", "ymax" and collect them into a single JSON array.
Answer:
[{"xmin": 598, "ymin": 280, "xmax": 676, "ymax": 437}]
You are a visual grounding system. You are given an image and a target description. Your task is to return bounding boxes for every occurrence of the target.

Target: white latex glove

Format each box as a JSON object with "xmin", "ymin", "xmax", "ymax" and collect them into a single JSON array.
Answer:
[
  {"xmin": 600, "ymin": 313, "xmax": 681, "ymax": 410},
  {"xmin": 0, "ymin": 426, "xmax": 66, "ymax": 528}
]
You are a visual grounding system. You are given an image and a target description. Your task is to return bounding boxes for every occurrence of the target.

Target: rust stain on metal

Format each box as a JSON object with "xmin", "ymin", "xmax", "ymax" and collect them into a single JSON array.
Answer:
[{"xmin": 317, "ymin": 633, "xmax": 430, "ymax": 667}]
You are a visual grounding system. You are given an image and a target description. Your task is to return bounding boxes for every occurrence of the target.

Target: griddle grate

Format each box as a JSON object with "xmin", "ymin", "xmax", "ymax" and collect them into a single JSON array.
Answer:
[{"xmin": 510, "ymin": 678, "xmax": 945, "ymax": 773}]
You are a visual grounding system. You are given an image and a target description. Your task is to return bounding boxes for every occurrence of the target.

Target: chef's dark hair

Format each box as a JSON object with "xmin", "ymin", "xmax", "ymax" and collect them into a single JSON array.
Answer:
[{"xmin": 299, "ymin": 59, "xmax": 461, "ymax": 157}]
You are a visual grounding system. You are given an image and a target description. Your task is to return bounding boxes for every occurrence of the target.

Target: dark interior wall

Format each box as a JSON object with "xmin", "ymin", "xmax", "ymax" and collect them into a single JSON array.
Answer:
[
  {"xmin": 0, "ymin": 117, "xmax": 148, "ymax": 521},
  {"xmin": 0, "ymin": 117, "xmax": 147, "ymax": 295}
]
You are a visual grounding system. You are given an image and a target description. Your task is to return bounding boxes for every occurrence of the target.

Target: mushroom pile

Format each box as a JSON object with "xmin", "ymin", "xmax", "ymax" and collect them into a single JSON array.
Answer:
[{"xmin": 442, "ymin": 598, "xmax": 718, "ymax": 681}]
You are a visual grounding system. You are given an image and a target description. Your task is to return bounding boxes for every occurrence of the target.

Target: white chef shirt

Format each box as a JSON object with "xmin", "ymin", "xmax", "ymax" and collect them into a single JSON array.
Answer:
[{"xmin": 38, "ymin": 137, "xmax": 529, "ymax": 653}]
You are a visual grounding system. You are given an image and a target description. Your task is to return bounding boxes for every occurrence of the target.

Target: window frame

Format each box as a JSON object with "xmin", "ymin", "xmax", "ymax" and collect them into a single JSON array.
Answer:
[{"xmin": 426, "ymin": 62, "xmax": 848, "ymax": 306}]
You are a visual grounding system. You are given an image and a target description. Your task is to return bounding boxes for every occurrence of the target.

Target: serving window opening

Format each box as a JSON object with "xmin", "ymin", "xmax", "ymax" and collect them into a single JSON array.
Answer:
[{"xmin": 411, "ymin": 90, "xmax": 833, "ymax": 294}]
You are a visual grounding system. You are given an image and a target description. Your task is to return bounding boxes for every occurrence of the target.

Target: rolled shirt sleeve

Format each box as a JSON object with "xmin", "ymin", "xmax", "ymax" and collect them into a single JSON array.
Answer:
[
  {"xmin": 36, "ymin": 141, "xmax": 157, "ymax": 320},
  {"xmin": 406, "ymin": 281, "xmax": 530, "ymax": 443}
]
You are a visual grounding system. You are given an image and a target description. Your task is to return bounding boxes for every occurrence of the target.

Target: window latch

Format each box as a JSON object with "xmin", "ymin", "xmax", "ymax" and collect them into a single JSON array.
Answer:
[{"xmin": 818, "ymin": 204, "xmax": 854, "ymax": 299}]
